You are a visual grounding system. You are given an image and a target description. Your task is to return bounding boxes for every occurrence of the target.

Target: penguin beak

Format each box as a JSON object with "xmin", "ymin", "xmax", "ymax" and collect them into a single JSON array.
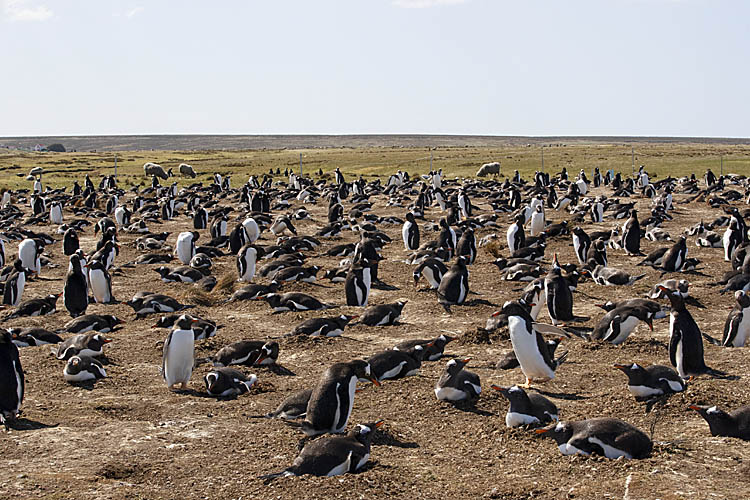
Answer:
[
  {"xmin": 491, "ymin": 311, "xmax": 502, "ymax": 317},
  {"xmin": 613, "ymin": 364, "xmax": 628, "ymax": 371},
  {"xmin": 461, "ymin": 358, "xmax": 471, "ymax": 364},
  {"xmin": 151, "ymin": 323, "xmax": 159, "ymax": 329},
  {"xmin": 645, "ymin": 319, "xmax": 653, "ymax": 331},
  {"xmin": 688, "ymin": 405, "xmax": 703, "ymax": 412},
  {"xmin": 490, "ymin": 384, "xmax": 508, "ymax": 394},
  {"xmin": 368, "ymin": 376, "xmax": 381, "ymax": 387},
  {"xmin": 534, "ymin": 428, "xmax": 550, "ymax": 435},
  {"xmin": 255, "ymin": 356, "xmax": 266, "ymax": 365},
  {"xmin": 374, "ymin": 420, "xmax": 385, "ymax": 428},
  {"xmin": 101, "ymin": 338, "xmax": 112, "ymax": 344},
  {"xmin": 55, "ymin": 292, "xmax": 62, "ymax": 298}
]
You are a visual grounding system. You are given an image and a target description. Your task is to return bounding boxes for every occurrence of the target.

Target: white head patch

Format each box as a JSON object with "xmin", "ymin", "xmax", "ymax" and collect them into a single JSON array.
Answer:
[
  {"xmin": 358, "ymin": 425, "xmax": 372, "ymax": 434},
  {"xmin": 509, "ymin": 385, "xmax": 522, "ymax": 393},
  {"xmin": 364, "ymin": 364, "xmax": 371, "ymax": 376},
  {"xmin": 555, "ymin": 422, "xmax": 565, "ymax": 432},
  {"xmin": 447, "ymin": 359, "xmax": 457, "ymax": 367},
  {"xmin": 707, "ymin": 406, "xmax": 719, "ymax": 414},
  {"xmin": 631, "ymin": 363, "xmax": 639, "ymax": 370}
]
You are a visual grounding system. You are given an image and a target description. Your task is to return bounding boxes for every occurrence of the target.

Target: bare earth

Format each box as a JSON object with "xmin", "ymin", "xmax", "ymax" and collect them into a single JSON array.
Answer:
[{"xmin": 1, "ymin": 175, "xmax": 749, "ymax": 500}]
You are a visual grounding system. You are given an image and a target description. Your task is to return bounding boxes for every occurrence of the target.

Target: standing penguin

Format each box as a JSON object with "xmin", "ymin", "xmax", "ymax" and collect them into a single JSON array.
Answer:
[
  {"xmin": 345, "ymin": 261, "xmax": 372, "ymax": 307},
  {"xmin": 660, "ymin": 236, "xmax": 688, "ymax": 272},
  {"xmin": 413, "ymin": 258, "xmax": 448, "ymax": 290},
  {"xmin": 590, "ymin": 197, "xmax": 604, "ymax": 223},
  {"xmin": 175, "ymin": 231, "xmax": 198, "ymax": 265},
  {"xmin": 402, "ymin": 212, "xmax": 420, "ymax": 251},
  {"xmin": 507, "ymin": 214, "xmax": 526, "ymax": 254},
  {"xmin": 3, "ymin": 260, "xmax": 30, "ymax": 307},
  {"xmin": 572, "ymin": 227, "xmax": 591, "ymax": 264},
  {"xmin": 49, "ymin": 202, "xmax": 63, "ymax": 224},
  {"xmin": 613, "ymin": 363, "xmax": 686, "ymax": 401},
  {"xmin": 437, "ymin": 217, "xmax": 456, "ymax": 257},
  {"xmin": 723, "ymin": 218, "xmax": 742, "ymax": 262},
  {"xmin": 722, "ymin": 290, "xmax": 750, "ymax": 347},
  {"xmin": 0, "ymin": 329, "xmax": 23, "ymax": 429},
  {"xmin": 162, "ymin": 315, "xmax": 198, "ymax": 391},
  {"xmin": 297, "ymin": 359, "xmax": 380, "ymax": 436},
  {"xmin": 621, "ymin": 209, "xmax": 642, "ymax": 255},
  {"xmin": 62, "ymin": 228, "xmax": 79, "ymax": 256},
  {"xmin": 87, "ymin": 260, "xmax": 115, "ymax": 304},
  {"xmin": 18, "ymin": 238, "xmax": 42, "ymax": 274},
  {"xmin": 529, "ymin": 205, "xmax": 545, "ymax": 237},
  {"xmin": 544, "ymin": 264, "xmax": 575, "ymax": 325},
  {"xmin": 455, "ymin": 228, "xmax": 477, "ymax": 264},
  {"xmin": 501, "ymin": 301, "xmax": 568, "ymax": 387},
  {"xmin": 63, "ymin": 254, "xmax": 89, "ymax": 318},
  {"xmin": 658, "ymin": 286, "xmax": 711, "ymax": 377},
  {"xmin": 242, "ymin": 217, "xmax": 260, "ymax": 243},
  {"xmin": 437, "ymin": 256, "xmax": 470, "ymax": 312},
  {"xmin": 193, "ymin": 206, "xmax": 208, "ymax": 229},
  {"xmin": 434, "ymin": 358, "xmax": 481, "ymax": 401},
  {"xmin": 237, "ymin": 244, "xmax": 259, "ymax": 282},
  {"xmin": 457, "ymin": 189, "xmax": 472, "ymax": 219}
]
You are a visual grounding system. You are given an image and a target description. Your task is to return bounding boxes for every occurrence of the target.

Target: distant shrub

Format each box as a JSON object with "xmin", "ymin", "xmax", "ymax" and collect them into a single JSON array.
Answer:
[{"xmin": 46, "ymin": 143, "xmax": 66, "ymax": 152}]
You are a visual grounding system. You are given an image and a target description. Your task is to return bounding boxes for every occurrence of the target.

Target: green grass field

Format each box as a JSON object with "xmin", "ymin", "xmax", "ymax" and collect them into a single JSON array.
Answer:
[{"xmin": 1, "ymin": 142, "xmax": 749, "ymax": 190}]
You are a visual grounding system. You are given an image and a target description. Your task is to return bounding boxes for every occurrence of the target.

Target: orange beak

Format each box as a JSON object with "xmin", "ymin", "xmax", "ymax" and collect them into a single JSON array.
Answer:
[
  {"xmin": 369, "ymin": 376, "xmax": 381, "ymax": 387},
  {"xmin": 491, "ymin": 311, "xmax": 502, "ymax": 317},
  {"xmin": 688, "ymin": 405, "xmax": 702, "ymax": 411},
  {"xmin": 613, "ymin": 363, "xmax": 628, "ymax": 371},
  {"xmin": 534, "ymin": 428, "xmax": 550, "ymax": 435},
  {"xmin": 375, "ymin": 420, "xmax": 385, "ymax": 428}
]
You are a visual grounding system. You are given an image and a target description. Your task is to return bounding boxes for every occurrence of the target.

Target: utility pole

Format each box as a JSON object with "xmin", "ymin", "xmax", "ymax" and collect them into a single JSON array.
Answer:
[
  {"xmin": 430, "ymin": 148, "xmax": 433, "ymax": 172},
  {"xmin": 631, "ymin": 145, "xmax": 635, "ymax": 175},
  {"xmin": 299, "ymin": 152, "xmax": 302, "ymax": 176},
  {"xmin": 114, "ymin": 153, "xmax": 117, "ymax": 179},
  {"xmin": 541, "ymin": 146, "xmax": 544, "ymax": 173},
  {"xmin": 721, "ymin": 155, "xmax": 724, "ymax": 176}
]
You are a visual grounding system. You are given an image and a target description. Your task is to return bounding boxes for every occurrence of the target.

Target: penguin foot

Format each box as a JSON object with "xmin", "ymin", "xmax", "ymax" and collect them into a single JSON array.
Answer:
[{"xmin": 521, "ymin": 378, "xmax": 532, "ymax": 389}]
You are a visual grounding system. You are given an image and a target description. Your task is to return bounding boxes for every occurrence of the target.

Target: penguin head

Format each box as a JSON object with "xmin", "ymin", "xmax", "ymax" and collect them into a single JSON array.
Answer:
[
  {"xmin": 688, "ymin": 404, "xmax": 734, "ymax": 433},
  {"xmin": 175, "ymin": 314, "xmax": 199, "ymax": 330},
  {"xmin": 106, "ymin": 315, "xmax": 125, "ymax": 327},
  {"xmin": 204, "ymin": 371, "xmax": 219, "ymax": 392},
  {"xmin": 91, "ymin": 334, "xmax": 112, "ymax": 347},
  {"xmin": 256, "ymin": 342, "xmax": 279, "ymax": 364},
  {"xmin": 352, "ymin": 420, "xmax": 384, "ymax": 443},
  {"xmin": 735, "ymin": 290, "xmax": 750, "ymax": 309},
  {"xmin": 153, "ymin": 266, "xmax": 171, "ymax": 277},
  {"xmin": 350, "ymin": 360, "xmax": 380, "ymax": 386},
  {"xmin": 46, "ymin": 293, "xmax": 62, "ymax": 304},
  {"xmin": 491, "ymin": 384, "xmax": 529, "ymax": 403},
  {"xmin": 497, "ymin": 300, "xmax": 533, "ymax": 322},
  {"xmin": 66, "ymin": 356, "xmax": 83, "ymax": 375},
  {"xmin": 445, "ymin": 358, "xmax": 469, "ymax": 375},
  {"xmin": 535, "ymin": 421, "xmax": 573, "ymax": 444},
  {"xmin": 613, "ymin": 363, "xmax": 646, "ymax": 384}
]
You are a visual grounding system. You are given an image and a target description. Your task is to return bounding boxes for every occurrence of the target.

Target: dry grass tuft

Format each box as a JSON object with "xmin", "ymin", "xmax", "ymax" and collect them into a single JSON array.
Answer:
[
  {"xmin": 483, "ymin": 240, "xmax": 503, "ymax": 259},
  {"xmin": 182, "ymin": 287, "xmax": 217, "ymax": 307},
  {"xmin": 214, "ymin": 273, "xmax": 236, "ymax": 294}
]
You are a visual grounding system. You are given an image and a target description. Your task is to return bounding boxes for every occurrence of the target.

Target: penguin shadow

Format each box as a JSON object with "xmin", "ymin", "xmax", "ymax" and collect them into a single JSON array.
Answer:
[
  {"xmin": 371, "ymin": 427, "xmax": 419, "ymax": 449},
  {"xmin": 447, "ymin": 398, "xmax": 494, "ymax": 417},
  {"xmin": 6, "ymin": 417, "xmax": 59, "ymax": 432},
  {"xmin": 68, "ymin": 380, "xmax": 100, "ymax": 391},
  {"xmin": 532, "ymin": 388, "xmax": 589, "ymax": 401},
  {"xmin": 462, "ymin": 298, "xmax": 498, "ymax": 308},
  {"xmin": 372, "ymin": 281, "xmax": 399, "ymax": 291},
  {"xmin": 259, "ymin": 364, "xmax": 296, "ymax": 376}
]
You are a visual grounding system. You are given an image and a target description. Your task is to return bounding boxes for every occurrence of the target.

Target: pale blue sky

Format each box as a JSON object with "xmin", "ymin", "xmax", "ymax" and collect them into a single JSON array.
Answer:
[{"xmin": 1, "ymin": 0, "xmax": 748, "ymax": 137}]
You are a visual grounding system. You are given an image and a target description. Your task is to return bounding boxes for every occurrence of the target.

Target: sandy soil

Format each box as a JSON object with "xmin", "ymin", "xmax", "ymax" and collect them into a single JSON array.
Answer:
[{"xmin": 0, "ymin": 176, "xmax": 748, "ymax": 500}]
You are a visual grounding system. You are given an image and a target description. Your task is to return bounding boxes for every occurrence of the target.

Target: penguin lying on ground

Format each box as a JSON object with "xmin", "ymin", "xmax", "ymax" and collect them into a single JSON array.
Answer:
[
  {"xmin": 394, "ymin": 334, "xmax": 454, "ymax": 361},
  {"xmin": 62, "ymin": 314, "xmax": 124, "ymax": 333},
  {"xmin": 9, "ymin": 328, "xmax": 62, "ymax": 347},
  {"xmin": 613, "ymin": 363, "xmax": 687, "ymax": 401},
  {"xmin": 53, "ymin": 333, "xmax": 111, "ymax": 360},
  {"xmin": 434, "ymin": 358, "xmax": 481, "ymax": 402},
  {"xmin": 688, "ymin": 404, "xmax": 750, "ymax": 441},
  {"xmin": 205, "ymin": 340, "xmax": 279, "ymax": 367},
  {"xmin": 492, "ymin": 385, "xmax": 558, "ymax": 428},
  {"xmin": 3, "ymin": 293, "xmax": 60, "ymax": 320},
  {"xmin": 204, "ymin": 367, "xmax": 257, "ymax": 397},
  {"xmin": 536, "ymin": 418, "xmax": 652, "ymax": 459},
  {"xmin": 253, "ymin": 389, "xmax": 312, "ymax": 420},
  {"xmin": 358, "ymin": 300, "xmax": 407, "ymax": 326},
  {"xmin": 287, "ymin": 315, "xmax": 357, "ymax": 338},
  {"xmin": 261, "ymin": 421, "xmax": 383, "ymax": 480},
  {"xmin": 63, "ymin": 356, "xmax": 107, "ymax": 383},
  {"xmin": 366, "ymin": 348, "xmax": 424, "ymax": 382},
  {"xmin": 258, "ymin": 292, "xmax": 331, "ymax": 313}
]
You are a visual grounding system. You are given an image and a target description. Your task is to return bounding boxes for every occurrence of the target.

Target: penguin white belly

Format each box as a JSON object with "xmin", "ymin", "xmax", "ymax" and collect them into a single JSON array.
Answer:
[
  {"xmin": 435, "ymin": 386, "xmax": 467, "ymax": 401},
  {"xmin": 402, "ymin": 223, "xmax": 411, "ymax": 250},
  {"xmin": 89, "ymin": 270, "xmax": 110, "ymax": 303},
  {"xmin": 164, "ymin": 330, "xmax": 194, "ymax": 386},
  {"xmin": 13, "ymin": 359, "xmax": 22, "ymax": 411},
  {"xmin": 289, "ymin": 301, "xmax": 308, "ymax": 310},
  {"xmin": 628, "ymin": 385, "xmax": 662, "ymax": 398},
  {"xmin": 457, "ymin": 276, "xmax": 467, "ymax": 304},
  {"xmin": 355, "ymin": 452, "xmax": 370, "ymax": 470},
  {"xmin": 723, "ymin": 230, "xmax": 733, "ymax": 261},
  {"xmin": 239, "ymin": 259, "xmax": 256, "ymax": 282},
  {"xmin": 326, "ymin": 452, "xmax": 353, "ymax": 477},
  {"xmin": 334, "ymin": 376, "xmax": 357, "ymax": 433},
  {"xmin": 375, "ymin": 314, "xmax": 392, "ymax": 326},
  {"xmin": 560, "ymin": 443, "xmax": 589, "ymax": 456},
  {"xmin": 530, "ymin": 291, "xmax": 544, "ymax": 320},
  {"xmin": 380, "ymin": 361, "xmax": 407, "ymax": 381},
  {"xmin": 530, "ymin": 214, "xmax": 544, "ymax": 236},
  {"xmin": 506, "ymin": 412, "xmax": 540, "ymax": 428},
  {"xmin": 323, "ymin": 327, "xmax": 343, "ymax": 337},
  {"xmin": 423, "ymin": 268, "xmax": 440, "ymax": 289},
  {"xmin": 509, "ymin": 317, "xmax": 555, "ymax": 380},
  {"xmin": 587, "ymin": 436, "xmax": 631, "ymax": 459},
  {"xmin": 506, "ymin": 226, "xmax": 517, "ymax": 250},
  {"xmin": 733, "ymin": 312, "xmax": 750, "ymax": 347},
  {"xmin": 610, "ymin": 316, "xmax": 640, "ymax": 344}
]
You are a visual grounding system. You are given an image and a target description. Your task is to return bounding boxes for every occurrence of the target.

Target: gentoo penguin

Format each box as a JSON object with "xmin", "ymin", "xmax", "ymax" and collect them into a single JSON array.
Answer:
[
  {"xmin": 723, "ymin": 290, "xmax": 750, "ymax": 347},
  {"xmin": 659, "ymin": 286, "xmax": 711, "ymax": 377},
  {"xmin": 457, "ymin": 189, "xmax": 471, "ymax": 219},
  {"xmin": 572, "ymin": 227, "xmax": 591, "ymax": 264},
  {"xmin": 63, "ymin": 356, "xmax": 107, "ymax": 383},
  {"xmin": 152, "ymin": 314, "xmax": 219, "ymax": 340},
  {"xmin": 544, "ymin": 264, "xmax": 575, "ymax": 325},
  {"xmin": 175, "ymin": 231, "xmax": 199, "ymax": 265},
  {"xmin": 359, "ymin": 300, "xmax": 408, "ymax": 326},
  {"xmin": 4, "ymin": 293, "xmax": 60, "ymax": 319},
  {"xmin": 366, "ymin": 349, "xmax": 423, "ymax": 382},
  {"xmin": 242, "ymin": 217, "xmax": 260, "ymax": 243},
  {"xmin": 529, "ymin": 205, "xmax": 545, "ymax": 237},
  {"xmin": 193, "ymin": 206, "xmax": 208, "ymax": 229},
  {"xmin": 394, "ymin": 334, "xmax": 454, "ymax": 361},
  {"xmin": 688, "ymin": 404, "xmax": 750, "ymax": 441},
  {"xmin": 208, "ymin": 340, "xmax": 279, "ymax": 367},
  {"xmin": 226, "ymin": 283, "xmax": 279, "ymax": 303},
  {"xmin": 590, "ymin": 306, "xmax": 654, "ymax": 344},
  {"xmin": 723, "ymin": 218, "xmax": 742, "ymax": 262},
  {"xmin": 63, "ymin": 314, "xmax": 124, "ymax": 334},
  {"xmin": 434, "ymin": 358, "xmax": 481, "ymax": 401},
  {"xmin": 492, "ymin": 385, "xmax": 558, "ymax": 428},
  {"xmin": 270, "ymin": 215, "xmax": 297, "ymax": 236},
  {"xmin": 2, "ymin": 260, "xmax": 30, "ymax": 307},
  {"xmin": 87, "ymin": 260, "xmax": 115, "ymax": 304},
  {"xmin": 125, "ymin": 293, "xmax": 193, "ymax": 317},
  {"xmin": 297, "ymin": 359, "xmax": 379, "ymax": 436},
  {"xmin": 288, "ymin": 315, "xmax": 357, "ymax": 337},
  {"xmin": 660, "ymin": 236, "xmax": 688, "ymax": 272},
  {"xmin": 613, "ymin": 363, "xmax": 686, "ymax": 401},
  {"xmin": 62, "ymin": 228, "xmax": 79, "ymax": 256},
  {"xmin": 582, "ymin": 264, "xmax": 645, "ymax": 287},
  {"xmin": 507, "ymin": 214, "xmax": 526, "ymax": 254},
  {"xmin": 437, "ymin": 256, "xmax": 470, "ymax": 312},
  {"xmin": 154, "ymin": 265, "xmax": 204, "ymax": 283},
  {"xmin": 496, "ymin": 337, "xmax": 560, "ymax": 370},
  {"xmin": 501, "ymin": 301, "xmax": 569, "ymax": 387},
  {"xmin": 91, "ymin": 240, "xmax": 119, "ymax": 270},
  {"xmin": 203, "ymin": 367, "xmax": 257, "ymax": 397},
  {"xmin": 162, "ymin": 315, "xmax": 198, "ymax": 391},
  {"xmin": 9, "ymin": 328, "xmax": 62, "ymax": 347},
  {"xmin": 210, "ymin": 215, "xmax": 228, "ymax": 239},
  {"xmin": 236, "ymin": 244, "xmax": 259, "ymax": 282},
  {"xmin": 590, "ymin": 197, "xmax": 604, "ymax": 222},
  {"xmin": 49, "ymin": 201, "xmax": 63, "ymax": 224},
  {"xmin": 262, "ymin": 421, "xmax": 383, "ymax": 479},
  {"xmin": 63, "ymin": 254, "xmax": 88, "ymax": 317},
  {"xmin": 345, "ymin": 262, "xmax": 371, "ymax": 307},
  {"xmin": 535, "ymin": 418, "xmax": 653, "ymax": 459},
  {"xmin": 0, "ymin": 329, "xmax": 24, "ymax": 429},
  {"xmin": 455, "ymin": 228, "xmax": 477, "ymax": 264},
  {"xmin": 53, "ymin": 333, "xmax": 111, "ymax": 360},
  {"xmin": 413, "ymin": 258, "xmax": 448, "ymax": 290},
  {"xmin": 402, "ymin": 212, "xmax": 420, "ymax": 251},
  {"xmin": 114, "ymin": 205, "xmax": 130, "ymax": 227},
  {"xmin": 437, "ymin": 217, "xmax": 456, "ymax": 256},
  {"xmin": 257, "ymin": 388, "xmax": 312, "ymax": 419},
  {"xmin": 18, "ymin": 238, "xmax": 42, "ymax": 274},
  {"xmin": 621, "ymin": 209, "xmax": 642, "ymax": 255},
  {"xmin": 259, "ymin": 292, "xmax": 329, "ymax": 313}
]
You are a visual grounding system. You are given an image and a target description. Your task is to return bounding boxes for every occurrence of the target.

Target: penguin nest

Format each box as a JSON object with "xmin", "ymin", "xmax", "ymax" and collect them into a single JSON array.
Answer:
[
  {"xmin": 214, "ymin": 273, "xmax": 236, "ymax": 294},
  {"xmin": 182, "ymin": 288, "xmax": 217, "ymax": 307},
  {"xmin": 483, "ymin": 240, "xmax": 503, "ymax": 259}
]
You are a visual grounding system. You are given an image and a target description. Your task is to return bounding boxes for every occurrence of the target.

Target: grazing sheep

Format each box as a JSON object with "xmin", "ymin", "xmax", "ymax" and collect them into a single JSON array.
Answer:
[
  {"xmin": 143, "ymin": 162, "xmax": 169, "ymax": 180},
  {"xmin": 179, "ymin": 163, "xmax": 196, "ymax": 178},
  {"xmin": 476, "ymin": 162, "xmax": 500, "ymax": 177}
]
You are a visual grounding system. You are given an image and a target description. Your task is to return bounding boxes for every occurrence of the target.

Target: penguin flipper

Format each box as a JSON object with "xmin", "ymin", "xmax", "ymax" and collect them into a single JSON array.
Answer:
[
  {"xmin": 700, "ymin": 331, "xmax": 721, "ymax": 346},
  {"xmin": 532, "ymin": 322, "xmax": 572, "ymax": 339},
  {"xmin": 668, "ymin": 328, "xmax": 680, "ymax": 368}
]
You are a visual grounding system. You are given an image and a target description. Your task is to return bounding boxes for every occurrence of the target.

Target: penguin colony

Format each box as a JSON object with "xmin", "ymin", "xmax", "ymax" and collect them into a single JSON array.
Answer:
[{"xmin": 1, "ymin": 163, "xmax": 749, "ymax": 496}]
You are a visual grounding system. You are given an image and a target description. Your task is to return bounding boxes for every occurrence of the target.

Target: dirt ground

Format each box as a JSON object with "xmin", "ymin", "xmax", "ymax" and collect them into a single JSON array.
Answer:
[{"xmin": 1, "ymin": 174, "xmax": 749, "ymax": 500}]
